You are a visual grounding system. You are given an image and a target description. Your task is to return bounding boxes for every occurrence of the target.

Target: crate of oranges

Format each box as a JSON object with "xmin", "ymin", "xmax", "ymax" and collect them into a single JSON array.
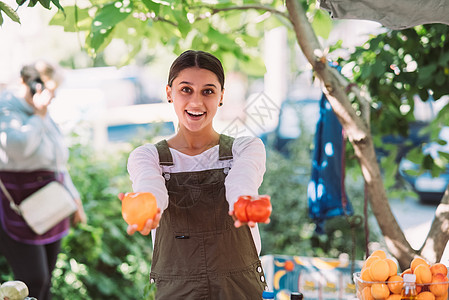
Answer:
[{"xmin": 353, "ymin": 250, "xmax": 449, "ymax": 300}]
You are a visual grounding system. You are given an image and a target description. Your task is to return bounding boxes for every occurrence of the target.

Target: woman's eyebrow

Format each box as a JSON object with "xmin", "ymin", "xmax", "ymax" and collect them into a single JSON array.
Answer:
[{"xmin": 178, "ymin": 81, "xmax": 217, "ymax": 89}]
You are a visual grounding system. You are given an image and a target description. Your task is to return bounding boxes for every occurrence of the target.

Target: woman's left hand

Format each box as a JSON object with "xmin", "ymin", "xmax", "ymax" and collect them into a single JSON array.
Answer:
[
  {"xmin": 228, "ymin": 211, "xmax": 270, "ymax": 228},
  {"xmin": 72, "ymin": 199, "xmax": 87, "ymax": 225}
]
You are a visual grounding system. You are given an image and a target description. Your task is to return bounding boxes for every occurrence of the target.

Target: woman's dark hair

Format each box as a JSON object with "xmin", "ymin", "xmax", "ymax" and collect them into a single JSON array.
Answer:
[{"xmin": 168, "ymin": 50, "xmax": 225, "ymax": 90}]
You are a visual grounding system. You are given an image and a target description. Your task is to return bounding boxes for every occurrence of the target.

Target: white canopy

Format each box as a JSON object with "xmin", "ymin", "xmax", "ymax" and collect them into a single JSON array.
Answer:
[{"xmin": 317, "ymin": 0, "xmax": 449, "ymax": 29}]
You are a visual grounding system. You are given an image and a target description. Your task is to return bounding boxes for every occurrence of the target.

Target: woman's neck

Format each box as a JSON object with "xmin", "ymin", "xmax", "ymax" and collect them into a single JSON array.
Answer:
[{"xmin": 168, "ymin": 127, "xmax": 220, "ymax": 156}]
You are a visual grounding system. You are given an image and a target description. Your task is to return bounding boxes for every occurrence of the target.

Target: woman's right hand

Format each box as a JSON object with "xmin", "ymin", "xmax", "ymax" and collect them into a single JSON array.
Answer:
[
  {"xmin": 118, "ymin": 193, "xmax": 161, "ymax": 236},
  {"xmin": 31, "ymin": 85, "xmax": 55, "ymax": 118}
]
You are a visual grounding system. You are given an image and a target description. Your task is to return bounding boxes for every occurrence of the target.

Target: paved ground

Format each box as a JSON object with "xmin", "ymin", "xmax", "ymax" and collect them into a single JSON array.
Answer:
[
  {"xmin": 389, "ymin": 197, "xmax": 437, "ymax": 250},
  {"xmin": 389, "ymin": 197, "xmax": 449, "ymax": 265}
]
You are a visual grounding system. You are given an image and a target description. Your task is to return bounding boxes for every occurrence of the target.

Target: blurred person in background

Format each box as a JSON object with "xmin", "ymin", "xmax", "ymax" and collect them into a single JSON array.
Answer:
[{"xmin": 0, "ymin": 60, "xmax": 86, "ymax": 300}]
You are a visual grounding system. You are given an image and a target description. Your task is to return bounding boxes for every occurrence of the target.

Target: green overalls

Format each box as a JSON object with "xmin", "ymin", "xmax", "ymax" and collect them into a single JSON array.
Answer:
[{"xmin": 150, "ymin": 134, "xmax": 267, "ymax": 299}]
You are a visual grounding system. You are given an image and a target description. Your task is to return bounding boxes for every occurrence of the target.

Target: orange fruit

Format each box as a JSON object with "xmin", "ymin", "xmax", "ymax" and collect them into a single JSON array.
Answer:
[
  {"xmin": 371, "ymin": 283, "xmax": 390, "ymax": 299},
  {"xmin": 385, "ymin": 258, "xmax": 398, "ymax": 277},
  {"xmin": 430, "ymin": 263, "xmax": 448, "ymax": 276},
  {"xmin": 415, "ymin": 264, "xmax": 433, "ymax": 284},
  {"xmin": 417, "ymin": 291, "xmax": 436, "ymax": 300},
  {"xmin": 121, "ymin": 192, "xmax": 158, "ymax": 231},
  {"xmin": 416, "ymin": 284, "xmax": 423, "ymax": 294},
  {"xmin": 370, "ymin": 259, "xmax": 391, "ymax": 282},
  {"xmin": 411, "ymin": 257, "xmax": 430, "ymax": 272},
  {"xmin": 364, "ymin": 255, "xmax": 382, "ymax": 269},
  {"xmin": 429, "ymin": 273, "xmax": 449, "ymax": 296},
  {"xmin": 361, "ymin": 267, "xmax": 374, "ymax": 282},
  {"xmin": 434, "ymin": 292, "xmax": 448, "ymax": 300},
  {"xmin": 387, "ymin": 275, "xmax": 404, "ymax": 294},
  {"xmin": 386, "ymin": 294, "xmax": 401, "ymax": 300},
  {"xmin": 371, "ymin": 250, "xmax": 387, "ymax": 259},
  {"xmin": 401, "ymin": 268, "xmax": 412, "ymax": 277},
  {"xmin": 362, "ymin": 286, "xmax": 375, "ymax": 300}
]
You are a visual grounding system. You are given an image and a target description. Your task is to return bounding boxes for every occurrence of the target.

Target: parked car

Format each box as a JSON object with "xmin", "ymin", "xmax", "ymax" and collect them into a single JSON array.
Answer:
[{"xmin": 399, "ymin": 126, "xmax": 449, "ymax": 203}]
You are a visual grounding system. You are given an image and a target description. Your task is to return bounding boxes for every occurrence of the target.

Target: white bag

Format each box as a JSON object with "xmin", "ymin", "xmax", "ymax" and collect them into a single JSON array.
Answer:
[{"xmin": 0, "ymin": 180, "xmax": 77, "ymax": 235}]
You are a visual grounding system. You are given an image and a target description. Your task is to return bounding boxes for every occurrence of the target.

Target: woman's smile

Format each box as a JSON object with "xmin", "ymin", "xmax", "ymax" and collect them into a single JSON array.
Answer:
[{"xmin": 185, "ymin": 110, "xmax": 206, "ymax": 120}]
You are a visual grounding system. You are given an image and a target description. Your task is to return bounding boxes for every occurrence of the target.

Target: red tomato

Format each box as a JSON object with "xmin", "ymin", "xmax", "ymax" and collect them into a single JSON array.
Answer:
[
  {"xmin": 234, "ymin": 195, "xmax": 251, "ymax": 222},
  {"xmin": 234, "ymin": 195, "xmax": 272, "ymax": 223},
  {"xmin": 247, "ymin": 195, "xmax": 272, "ymax": 222}
]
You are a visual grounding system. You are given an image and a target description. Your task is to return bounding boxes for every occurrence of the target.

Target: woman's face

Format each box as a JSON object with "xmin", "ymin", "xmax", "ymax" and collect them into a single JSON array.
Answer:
[{"xmin": 167, "ymin": 67, "xmax": 224, "ymax": 133}]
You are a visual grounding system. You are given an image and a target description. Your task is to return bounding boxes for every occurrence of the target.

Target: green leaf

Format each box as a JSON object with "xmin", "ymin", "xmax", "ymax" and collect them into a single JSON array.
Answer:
[
  {"xmin": 406, "ymin": 148, "xmax": 424, "ymax": 164},
  {"xmin": 170, "ymin": 7, "xmax": 190, "ymax": 38},
  {"xmin": 238, "ymin": 55, "xmax": 266, "ymax": 76},
  {"xmin": 28, "ymin": 0, "xmax": 39, "ymax": 7},
  {"xmin": 417, "ymin": 88, "xmax": 429, "ymax": 101},
  {"xmin": 93, "ymin": 1, "xmax": 131, "ymax": 29},
  {"xmin": 206, "ymin": 27, "xmax": 237, "ymax": 49},
  {"xmin": 440, "ymin": 152, "xmax": 449, "ymax": 161},
  {"xmin": 15, "ymin": 0, "xmax": 26, "ymax": 6},
  {"xmin": 438, "ymin": 51, "xmax": 449, "ymax": 66},
  {"xmin": 50, "ymin": 6, "xmax": 90, "ymax": 32},
  {"xmin": 89, "ymin": 1, "xmax": 132, "ymax": 51},
  {"xmin": 38, "ymin": 0, "xmax": 50, "ymax": 8},
  {"xmin": 0, "ymin": 1, "xmax": 20, "ymax": 23},
  {"xmin": 418, "ymin": 64, "xmax": 437, "ymax": 82},
  {"xmin": 141, "ymin": 0, "xmax": 160, "ymax": 13},
  {"xmin": 50, "ymin": 0, "xmax": 64, "ymax": 12},
  {"xmin": 0, "ymin": 11, "xmax": 3, "ymax": 25},
  {"xmin": 311, "ymin": 9, "xmax": 332, "ymax": 39}
]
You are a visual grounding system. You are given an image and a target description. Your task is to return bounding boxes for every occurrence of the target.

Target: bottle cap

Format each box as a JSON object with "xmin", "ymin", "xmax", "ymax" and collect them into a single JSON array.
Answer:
[
  {"xmin": 403, "ymin": 273, "xmax": 416, "ymax": 283},
  {"xmin": 262, "ymin": 290, "xmax": 275, "ymax": 298},
  {"xmin": 290, "ymin": 292, "xmax": 304, "ymax": 300}
]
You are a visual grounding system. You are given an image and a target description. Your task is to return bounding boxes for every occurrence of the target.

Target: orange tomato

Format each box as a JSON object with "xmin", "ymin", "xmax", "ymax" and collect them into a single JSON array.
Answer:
[{"xmin": 121, "ymin": 192, "xmax": 158, "ymax": 231}]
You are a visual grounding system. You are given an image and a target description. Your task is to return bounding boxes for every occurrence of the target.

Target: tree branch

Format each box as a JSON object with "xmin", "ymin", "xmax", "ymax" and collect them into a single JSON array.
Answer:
[
  {"xmin": 421, "ymin": 187, "xmax": 449, "ymax": 263},
  {"xmin": 208, "ymin": 4, "xmax": 289, "ymax": 19}
]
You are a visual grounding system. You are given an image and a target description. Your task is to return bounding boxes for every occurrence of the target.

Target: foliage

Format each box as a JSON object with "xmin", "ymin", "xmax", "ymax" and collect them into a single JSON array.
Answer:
[
  {"xmin": 50, "ymin": 139, "xmax": 156, "ymax": 300},
  {"xmin": 0, "ymin": 1, "xmax": 20, "ymax": 25},
  {"xmin": 0, "ymin": 0, "xmax": 63, "ymax": 25},
  {"xmin": 47, "ymin": 0, "xmax": 331, "ymax": 69},
  {"xmin": 339, "ymin": 24, "xmax": 449, "ymax": 191}
]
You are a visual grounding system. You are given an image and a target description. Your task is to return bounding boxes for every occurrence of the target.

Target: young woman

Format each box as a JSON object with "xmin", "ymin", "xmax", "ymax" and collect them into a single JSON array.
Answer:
[
  {"xmin": 0, "ymin": 60, "xmax": 86, "ymax": 299},
  {"xmin": 125, "ymin": 50, "xmax": 268, "ymax": 299}
]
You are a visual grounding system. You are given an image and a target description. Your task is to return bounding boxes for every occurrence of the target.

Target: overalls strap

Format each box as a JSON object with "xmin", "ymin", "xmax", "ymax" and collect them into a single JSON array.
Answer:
[
  {"xmin": 154, "ymin": 140, "xmax": 173, "ymax": 166},
  {"xmin": 218, "ymin": 134, "xmax": 234, "ymax": 161}
]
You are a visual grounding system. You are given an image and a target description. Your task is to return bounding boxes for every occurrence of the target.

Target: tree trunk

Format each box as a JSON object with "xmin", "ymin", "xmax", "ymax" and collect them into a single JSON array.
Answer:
[
  {"xmin": 420, "ymin": 188, "xmax": 449, "ymax": 262},
  {"xmin": 284, "ymin": 0, "xmax": 432, "ymax": 270}
]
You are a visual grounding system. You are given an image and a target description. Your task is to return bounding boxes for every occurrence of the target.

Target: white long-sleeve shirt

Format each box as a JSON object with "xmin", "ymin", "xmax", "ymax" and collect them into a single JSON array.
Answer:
[
  {"xmin": 0, "ymin": 90, "xmax": 79, "ymax": 199},
  {"xmin": 127, "ymin": 135, "xmax": 266, "ymax": 254}
]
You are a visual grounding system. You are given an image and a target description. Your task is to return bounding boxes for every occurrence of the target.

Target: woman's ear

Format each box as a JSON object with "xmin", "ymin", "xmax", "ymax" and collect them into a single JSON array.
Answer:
[{"xmin": 166, "ymin": 85, "xmax": 173, "ymax": 103}]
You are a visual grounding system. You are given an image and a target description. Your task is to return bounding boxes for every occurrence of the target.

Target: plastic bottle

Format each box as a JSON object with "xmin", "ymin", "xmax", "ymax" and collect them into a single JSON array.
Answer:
[
  {"xmin": 290, "ymin": 292, "xmax": 304, "ymax": 300},
  {"xmin": 401, "ymin": 273, "xmax": 418, "ymax": 300},
  {"xmin": 262, "ymin": 290, "xmax": 275, "ymax": 300}
]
